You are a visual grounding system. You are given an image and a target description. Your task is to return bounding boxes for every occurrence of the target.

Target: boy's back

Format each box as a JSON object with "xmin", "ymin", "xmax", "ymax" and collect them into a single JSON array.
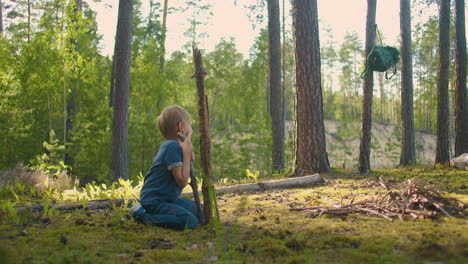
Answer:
[{"xmin": 140, "ymin": 140, "xmax": 183, "ymax": 205}]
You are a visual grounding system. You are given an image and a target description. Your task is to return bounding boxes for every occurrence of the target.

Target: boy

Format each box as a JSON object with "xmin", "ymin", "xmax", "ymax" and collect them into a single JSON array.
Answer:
[{"xmin": 130, "ymin": 105, "xmax": 199, "ymax": 229}]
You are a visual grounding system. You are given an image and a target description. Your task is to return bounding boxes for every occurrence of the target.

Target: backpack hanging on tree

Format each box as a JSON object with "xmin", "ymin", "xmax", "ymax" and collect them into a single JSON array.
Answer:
[
  {"xmin": 360, "ymin": 46, "xmax": 400, "ymax": 79},
  {"xmin": 360, "ymin": 26, "xmax": 400, "ymax": 80}
]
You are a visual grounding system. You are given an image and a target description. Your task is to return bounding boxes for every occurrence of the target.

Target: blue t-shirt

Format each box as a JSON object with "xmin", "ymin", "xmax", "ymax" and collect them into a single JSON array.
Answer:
[{"xmin": 140, "ymin": 140, "xmax": 183, "ymax": 205}]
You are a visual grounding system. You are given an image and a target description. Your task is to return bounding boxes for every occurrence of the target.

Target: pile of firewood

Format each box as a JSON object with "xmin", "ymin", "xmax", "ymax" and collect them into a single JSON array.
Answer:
[{"xmin": 290, "ymin": 176, "xmax": 466, "ymax": 221}]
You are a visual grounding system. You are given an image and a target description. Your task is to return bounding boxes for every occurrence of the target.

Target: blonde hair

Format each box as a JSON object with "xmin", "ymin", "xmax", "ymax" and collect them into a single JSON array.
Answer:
[{"xmin": 157, "ymin": 105, "xmax": 191, "ymax": 139}]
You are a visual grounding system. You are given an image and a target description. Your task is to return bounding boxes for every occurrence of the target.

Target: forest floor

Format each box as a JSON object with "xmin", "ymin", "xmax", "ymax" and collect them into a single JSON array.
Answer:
[{"xmin": 0, "ymin": 166, "xmax": 467, "ymax": 264}]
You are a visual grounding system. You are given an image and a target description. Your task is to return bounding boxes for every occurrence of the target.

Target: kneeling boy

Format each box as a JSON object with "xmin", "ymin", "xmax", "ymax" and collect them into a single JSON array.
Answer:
[{"xmin": 130, "ymin": 105, "xmax": 199, "ymax": 229}]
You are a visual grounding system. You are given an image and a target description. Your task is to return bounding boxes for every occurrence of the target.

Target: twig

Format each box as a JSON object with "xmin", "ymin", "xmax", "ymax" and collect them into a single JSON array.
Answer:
[
  {"xmin": 209, "ymin": 88, "xmax": 218, "ymax": 127},
  {"xmin": 292, "ymin": 176, "xmax": 465, "ymax": 221},
  {"xmin": 355, "ymin": 207, "xmax": 393, "ymax": 221},
  {"xmin": 432, "ymin": 202, "xmax": 451, "ymax": 217}
]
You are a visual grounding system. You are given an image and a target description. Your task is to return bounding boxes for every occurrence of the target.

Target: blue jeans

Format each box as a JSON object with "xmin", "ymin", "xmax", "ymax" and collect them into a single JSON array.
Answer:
[{"xmin": 140, "ymin": 198, "xmax": 199, "ymax": 230}]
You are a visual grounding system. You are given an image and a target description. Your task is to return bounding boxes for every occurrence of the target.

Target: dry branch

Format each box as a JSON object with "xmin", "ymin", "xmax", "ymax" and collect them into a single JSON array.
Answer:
[
  {"xmin": 192, "ymin": 45, "xmax": 216, "ymax": 225},
  {"xmin": 290, "ymin": 176, "xmax": 466, "ymax": 221}
]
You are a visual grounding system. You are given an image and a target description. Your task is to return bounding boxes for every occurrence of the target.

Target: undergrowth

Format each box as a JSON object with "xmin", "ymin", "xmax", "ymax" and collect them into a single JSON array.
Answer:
[{"xmin": 0, "ymin": 166, "xmax": 467, "ymax": 263}]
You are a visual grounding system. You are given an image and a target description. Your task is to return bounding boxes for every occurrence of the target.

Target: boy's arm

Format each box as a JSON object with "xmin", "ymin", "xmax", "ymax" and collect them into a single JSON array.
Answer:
[
  {"xmin": 171, "ymin": 153, "xmax": 191, "ymax": 188},
  {"xmin": 172, "ymin": 133, "xmax": 193, "ymax": 188}
]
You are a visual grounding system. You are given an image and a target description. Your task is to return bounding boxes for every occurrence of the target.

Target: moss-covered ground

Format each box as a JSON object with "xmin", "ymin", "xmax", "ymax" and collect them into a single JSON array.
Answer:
[{"xmin": 1, "ymin": 166, "xmax": 467, "ymax": 263}]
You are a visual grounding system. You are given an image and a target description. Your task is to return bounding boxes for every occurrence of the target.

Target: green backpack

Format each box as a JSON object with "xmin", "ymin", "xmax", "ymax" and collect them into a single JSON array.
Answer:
[{"xmin": 360, "ymin": 46, "xmax": 400, "ymax": 79}]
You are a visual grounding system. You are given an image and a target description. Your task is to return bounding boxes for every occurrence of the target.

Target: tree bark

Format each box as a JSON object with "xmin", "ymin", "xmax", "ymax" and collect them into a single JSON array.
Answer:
[
  {"xmin": 27, "ymin": 0, "xmax": 30, "ymax": 42},
  {"xmin": 281, "ymin": 0, "xmax": 287, "ymax": 127},
  {"xmin": 399, "ymin": 0, "xmax": 415, "ymax": 166},
  {"xmin": 379, "ymin": 73, "xmax": 385, "ymax": 123},
  {"xmin": 358, "ymin": 0, "xmax": 376, "ymax": 174},
  {"xmin": 267, "ymin": 0, "xmax": 284, "ymax": 172},
  {"xmin": 110, "ymin": 0, "xmax": 133, "ymax": 181},
  {"xmin": 435, "ymin": 0, "xmax": 451, "ymax": 164},
  {"xmin": 291, "ymin": 0, "xmax": 330, "ymax": 175},
  {"xmin": 65, "ymin": 0, "xmax": 82, "ymax": 167},
  {"xmin": 109, "ymin": 55, "xmax": 116, "ymax": 107},
  {"xmin": 192, "ymin": 46, "xmax": 217, "ymax": 225},
  {"xmin": 159, "ymin": 0, "xmax": 168, "ymax": 72},
  {"xmin": 454, "ymin": 0, "xmax": 468, "ymax": 156},
  {"xmin": 0, "ymin": 0, "xmax": 3, "ymax": 37}
]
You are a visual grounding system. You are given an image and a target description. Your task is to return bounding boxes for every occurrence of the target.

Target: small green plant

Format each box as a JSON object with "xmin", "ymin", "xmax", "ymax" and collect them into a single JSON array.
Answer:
[
  {"xmin": 9, "ymin": 186, "xmax": 20, "ymax": 203},
  {"xmin": 1, "ymin": 200, "xmax": 19, "ymax": 223},
  {"xmin": 43, "ymin": 199, "xmax": 51, "ymax": 218},
  {"xmin": 42, "ymin": 187, "xmax": 54, "ymax": 218},
  {"xmin": 30, "ymin": 130, "xmax": 70, "ymax": 179},
  {"xmin": 245, "ymin": 169, "xmax": 260, "ymax": 182},
  {"xmin": 81, "ymin": 197, "xmax": 88, "ymax": 210},
  {"xmin": 219, "ymin": 177, "xmax": 230, "ymax": 185}
]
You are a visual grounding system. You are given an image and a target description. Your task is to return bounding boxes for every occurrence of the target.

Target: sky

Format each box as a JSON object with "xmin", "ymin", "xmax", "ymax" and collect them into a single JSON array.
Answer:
[{"xmin": 88, "ymin": 0, "xmax": 432, "ymax": 58}]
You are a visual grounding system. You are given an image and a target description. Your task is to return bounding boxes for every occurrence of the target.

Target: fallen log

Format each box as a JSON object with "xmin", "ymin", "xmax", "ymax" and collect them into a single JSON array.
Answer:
[
  {"xmin": 16, "ymin": 174, "xmax": 324, "ymax": 213},
  {"xmin": 180, "ymin": 174, "xmax": 324, "ymax": 198},
  {"xmin": 17, "ymin": 199, "xmax": 133, "ymax": 213}
]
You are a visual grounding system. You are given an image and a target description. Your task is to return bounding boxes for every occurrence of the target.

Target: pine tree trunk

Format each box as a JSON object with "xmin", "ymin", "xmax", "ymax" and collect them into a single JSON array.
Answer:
[
  {"xmin": 267, "ymin": 0, "xmax": 284, "ymax": 172},
  {"xmin": 358, "ymin": 0, "xmax": 376, "ymax": 174},
  {"xmin": 192, "ymin": 46, "xmax": 217, "ymax": 225},
  {"xmin": 399, "ymin": 0, "xmax": 415, "ymax": 166},
  {"xmin": 110, "ymin": 0, "xmax": 133, "ymax": 181},
  {"xmin": 436, "ymin": 0, "xmax": 451, "ymax": 164},
  {"xmin": 109, "ymin": 54, "xmax": 116, "ymax": 107},
  {"xmin": 282, "ymin": 0, "xmax": 287, "ymax": 128},
  {"xmin": 0, "ymin": 0, "xmax": 3, "ymax": 37},
  {"xmin": 159, "ymin": 0, "xmax": 168, "ymax": 72},
  {"xmin": 65, "ymin": 0, "xmax": 82, "ymax": 167},
  {"xmin": 27, "ymin": 0, "xmax": 30, "ymax": 42},
  {"xmin": 291, "ymin": 0, "xmax": 330, "ymax": 175},
  {"xmin": 454, "ymin": 0, "xmax": 468, "ymax": 156},
  {"xmin": 379, "ymin": 73, "xmax": 384, "ymax": 123}
]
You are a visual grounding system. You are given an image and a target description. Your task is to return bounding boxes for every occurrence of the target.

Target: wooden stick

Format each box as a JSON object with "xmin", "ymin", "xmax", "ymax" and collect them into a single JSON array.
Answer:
[
  {"xmin": 177, "ymin": 132, "xmax": 204, "ymax": 225},
  {"xmin": 192, "ymin": 45, "xmax": 217, "ymax": 225},
  {"xmin": 289, "ymin": 199, "xmax": 372, "ymax": 212},
  {"xmin": 355, "ymin": 207, "xmax": 393, "ymax": 221},
  {"xmin": 189, "ymin": 162, "xmax": 204, "ymax": 224}
]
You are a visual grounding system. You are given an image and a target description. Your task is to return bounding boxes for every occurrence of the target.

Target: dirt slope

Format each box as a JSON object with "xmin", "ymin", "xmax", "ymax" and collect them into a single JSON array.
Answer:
[{"xmin": 286, "ymin": 120, "xmax": 436, "ymax": 169}]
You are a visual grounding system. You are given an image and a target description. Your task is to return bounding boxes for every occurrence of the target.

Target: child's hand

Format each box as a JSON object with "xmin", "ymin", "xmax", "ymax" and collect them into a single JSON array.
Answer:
[{"xmin": 177, "ymin": 131, "xmax": 193, "ymax": 158}]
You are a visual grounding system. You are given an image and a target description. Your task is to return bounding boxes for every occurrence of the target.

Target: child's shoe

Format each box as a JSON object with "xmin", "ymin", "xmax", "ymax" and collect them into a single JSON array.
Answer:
[{"xmin": 129, "ymin": 201, "xmax": 145, "ymax": 222}]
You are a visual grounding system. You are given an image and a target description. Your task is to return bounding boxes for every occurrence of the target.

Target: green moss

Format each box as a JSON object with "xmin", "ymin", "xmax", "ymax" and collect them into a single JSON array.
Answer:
[{"xmin": 1, "ymin": 166, "xmax": 467, "ymax": 263}]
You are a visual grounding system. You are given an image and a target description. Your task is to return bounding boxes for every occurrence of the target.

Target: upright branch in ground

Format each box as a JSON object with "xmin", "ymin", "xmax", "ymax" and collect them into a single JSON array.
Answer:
[
  {"xmin": 189, "ymin": 162, "xmax": 204, "ymax": 224},
  {"xmin": 454, "ymin": 0, "xmax": 468, "ymax": 156},
  {"xmin": 358, "ymin": 0, "xmax": 376, "ymax": 174},
  {"xmin": 436, "ymin": 0, "xmax": 451, "ymax": 164},
  {"xmin": 291, "ymin": 0, "xmax": 330, "ymax": 175},
  {"xmin": 110, "ymin": 0, "xmax": 133, "ymax": 181},
  {"xmin": 177, "ymin": 132, "xmax": 204, "ymax": 224},
  {"xmin": 267, "ymin": 0, "xmax": 284, "ymax": 172},
  {"xmin": 192, "ymin": 45, "xmax": 218, "ymax": 225},
  {"xmin": 399, "ymin": 0, "xmax": 416, "ymax": 166}
]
